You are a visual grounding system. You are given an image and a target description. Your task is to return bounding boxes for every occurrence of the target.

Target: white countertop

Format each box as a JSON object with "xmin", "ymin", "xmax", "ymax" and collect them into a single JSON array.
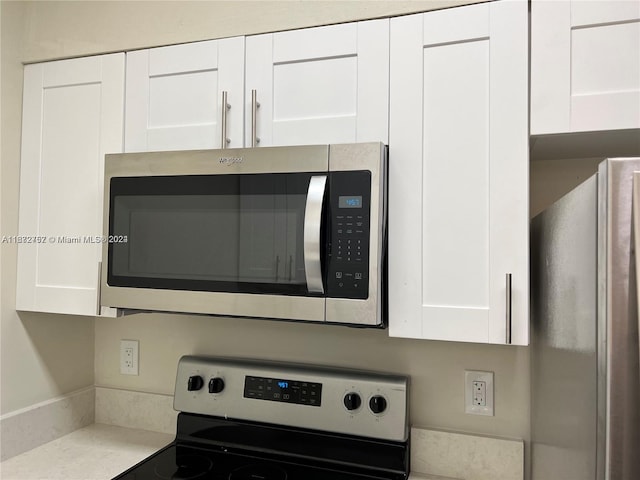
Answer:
[
  {"xmin": 0, "ymin": 423, "xmax": 454, "ymax": 480},
  {"xmin": 0, "ymin": 424, "xmax": 173, "ymax": 480},
  {"xmin": 409, "ymin": 475, "xmax": 458, "ymax": 480}
]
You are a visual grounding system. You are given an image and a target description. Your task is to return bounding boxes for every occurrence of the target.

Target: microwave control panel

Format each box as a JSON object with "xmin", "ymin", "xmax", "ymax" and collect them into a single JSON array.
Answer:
[{"xmin": 326, "ymin": 171, "xmax": 371, "ymax": 299}]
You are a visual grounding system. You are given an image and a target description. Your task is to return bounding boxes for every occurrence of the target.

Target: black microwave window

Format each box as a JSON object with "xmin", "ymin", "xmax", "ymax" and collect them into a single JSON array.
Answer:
[{"xmin": 108, "ymin": 173, "xmax": 322, "ymax": 296}]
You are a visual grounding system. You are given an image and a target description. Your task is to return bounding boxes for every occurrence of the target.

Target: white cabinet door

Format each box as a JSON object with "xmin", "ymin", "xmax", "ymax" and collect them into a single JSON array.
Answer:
[
  {"xmin": 388, "ymin": 1, "xmax": 529, "ymax": 345},
  {"xmin": 531, "ymin": 0, "xmax": 640, "ymax": 134},
  {"xmin": 16, "ymin": 54, "xmax": 124, "ymax": 316},
  {"xmin": 245, "ymin": 19, "xmax": 388, "ymax": 147},
  {"xmin": 125, "ymin": 37, "xmax": 245, "ymax": 152}
]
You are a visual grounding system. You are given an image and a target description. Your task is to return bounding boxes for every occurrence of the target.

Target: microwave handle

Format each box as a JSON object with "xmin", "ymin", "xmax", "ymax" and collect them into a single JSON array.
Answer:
[{"xmin": 304, "ymin": 175, "xmax": 327, "ymax": 294}]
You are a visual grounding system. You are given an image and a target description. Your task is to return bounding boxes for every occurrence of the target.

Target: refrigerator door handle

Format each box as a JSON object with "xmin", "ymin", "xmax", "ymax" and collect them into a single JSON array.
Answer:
[{"xmin": 633, "ymin": 172, "xmax": 640, "ymax": 376}]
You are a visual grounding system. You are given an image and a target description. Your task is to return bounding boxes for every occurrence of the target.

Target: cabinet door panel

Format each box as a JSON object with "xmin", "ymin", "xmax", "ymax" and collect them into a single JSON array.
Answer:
[
  {"xmin": 125, "ymin": 37, "xmax": 245, "ymax": 152},
  {"xmin": 389, "ymin": 1, "xmax": 528, "ymax": 345},
  {"xmin": 38, "ymin": 83, "xmax": 101, "ymax": 288},
  {"xmin": 570, "ymin": 21, "xmax": 640, "ymax": 131},
  {"xmin": 422, "ymin": 2, "xmax": 489, "ymax": 43},
  {"xmin": 148, "ymin": 70, "xmax": 217, "ymax": 128},
  {"xmin": 271, "ymin": 56, "xmax": 358, "ymax": 145},
  {"xmin": 422, "ymin": 39, "xmax": 490, "ymax": 312},
  {"xmin": 488, "ymin": 0, "xmax": 530, "ymax": 346},
  {"xmin": 531, "ymin": 0, "xmax": 640, "ymax": 134},
  {"xmin": 273, "ymin": 22, "xmax": 357, "ymax": 61},
  {"xmin": 17, "ymin": 54, "xmax": 124, "ymax": 316},
  {"xmin": 148, "ymin": 40, "xmax": 219, "ymax": 75},
  {"xmin": 571, "ymin": 0, "xmax": 640, "ymax": 27},
  {"xmin": 246, "ymin": 19, "xmax": 388, "ymax": 147},
  {"xmin": 273, "ymin": 57, "xmax": 357, "ymax": 121}
]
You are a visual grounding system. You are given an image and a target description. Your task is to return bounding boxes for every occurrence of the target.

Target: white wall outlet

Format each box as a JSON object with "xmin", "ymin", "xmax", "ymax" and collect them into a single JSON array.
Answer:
[
  {"xmin": 465, "ymin": 370, "xmax": 494, "ymax": 416},
  {"xmin": 120, "ymin": 340, "xmax": 139, "ymax": 375}
]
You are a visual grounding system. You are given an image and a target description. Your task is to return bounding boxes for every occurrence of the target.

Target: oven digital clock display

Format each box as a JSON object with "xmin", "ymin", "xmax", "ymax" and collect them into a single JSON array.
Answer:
[{"xmin": 244, "ymin": 376, "xmax": 322, "ymax": 407}]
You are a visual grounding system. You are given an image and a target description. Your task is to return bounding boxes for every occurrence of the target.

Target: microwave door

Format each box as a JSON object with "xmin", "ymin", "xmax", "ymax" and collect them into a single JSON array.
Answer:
[
  {"xmin": 304, "ymin": 175, "xmax": 327, "ymax": 294},
  {"xmin": 102, "ymin": 171, "xmax": 327, "ymax": 322}
]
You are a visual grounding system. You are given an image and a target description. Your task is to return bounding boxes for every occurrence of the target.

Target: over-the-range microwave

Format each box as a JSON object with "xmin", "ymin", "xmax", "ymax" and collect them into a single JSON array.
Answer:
[{"xmin": 100, "ymin": 142, "xmax": 387, "ymax": 327}]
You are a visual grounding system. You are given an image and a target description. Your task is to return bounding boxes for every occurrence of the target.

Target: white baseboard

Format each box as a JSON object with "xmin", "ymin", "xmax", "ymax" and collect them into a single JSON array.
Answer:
[
  {"xmin": 0, "ymin": 387, "xmax": 95, "ymax": 461},
  {"xmin": 95, "ymin": 387, "xmax": 176, "ymax": 435}
]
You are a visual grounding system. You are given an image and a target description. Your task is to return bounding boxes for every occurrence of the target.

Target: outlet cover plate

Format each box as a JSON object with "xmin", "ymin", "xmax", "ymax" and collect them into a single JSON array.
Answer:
[
  {"xmin": 120, "ymin": 339, "xmax": 139, "ymax": 375},
  {"xmin": 465, "ymin": 370, "xmax": 494, "ymax": 416}
]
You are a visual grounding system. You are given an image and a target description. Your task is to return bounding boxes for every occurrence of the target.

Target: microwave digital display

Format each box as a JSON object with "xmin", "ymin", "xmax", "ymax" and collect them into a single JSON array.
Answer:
[{"xmin": 339, "ymin": 196, "xmax": 363, "ymax": 209}]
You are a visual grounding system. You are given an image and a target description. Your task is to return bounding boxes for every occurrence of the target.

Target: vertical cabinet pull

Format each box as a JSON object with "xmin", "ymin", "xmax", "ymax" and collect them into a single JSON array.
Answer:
[
  {"xmin": 505, "ymin": 273, "xmax": 512, "ymax": 344},
  {"xmin": 251, "ymin": 89, "xmax": 260, "ymax": 147},
  {"xmin": 221, "ymin": 91, "xmax": 230, "ymax": 148},
  {"xmin": 97, "ymin": 261, "xmax": 103, "ymax": 316}
]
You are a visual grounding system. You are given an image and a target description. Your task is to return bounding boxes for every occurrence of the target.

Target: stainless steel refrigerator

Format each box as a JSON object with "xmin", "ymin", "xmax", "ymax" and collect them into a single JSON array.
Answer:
[{"xmin": 531, "ymin": 158, "xmax": 640, "ymax": 480}]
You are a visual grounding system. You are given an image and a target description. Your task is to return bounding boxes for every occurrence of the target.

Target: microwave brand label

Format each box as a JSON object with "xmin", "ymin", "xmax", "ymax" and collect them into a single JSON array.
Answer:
[{"xmin": 219, "ymin": 157, "xmax": 244, "ymax": 166}]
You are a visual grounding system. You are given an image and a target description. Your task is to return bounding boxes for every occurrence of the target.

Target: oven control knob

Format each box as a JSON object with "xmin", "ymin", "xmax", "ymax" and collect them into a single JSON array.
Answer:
[
  {"xmin": 343, "ymin": 392, "xmax": 362, "ymax": 411},
  {"xmin": 187, "ymin": 375, "xmax": 204, "ymax": 391},
  {"xmin": 369, "ymin": 395, "xmax": 387, "ymax": 414},
  {"xmin": 208, "ymin": 377, "xmax": 225, "ymax": 394}
]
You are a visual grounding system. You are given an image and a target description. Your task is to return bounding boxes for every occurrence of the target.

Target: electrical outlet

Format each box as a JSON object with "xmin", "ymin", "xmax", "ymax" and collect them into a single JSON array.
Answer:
[
  {"xmin": 465, "ymin": 370, "xmax": 493, "ymax": 416},
  {"xmin": 473, "ymin": 380, "xmax": 487, "ymax": 406},
  {"xmin": 120, "ymin": 340, "xmax": 139, "ymax": 375}
]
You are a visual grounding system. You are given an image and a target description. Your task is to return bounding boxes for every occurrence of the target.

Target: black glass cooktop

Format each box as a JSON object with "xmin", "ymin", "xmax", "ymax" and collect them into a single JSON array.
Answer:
[{"xmin": 114, "ymin": 443, "xmax": 400, "ymax": 480}]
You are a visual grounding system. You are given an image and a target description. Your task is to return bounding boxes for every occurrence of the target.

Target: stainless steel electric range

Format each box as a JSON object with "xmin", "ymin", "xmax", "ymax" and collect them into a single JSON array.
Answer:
[{"xmin": 113, "ymin": 355, "xmax": 410, "ymax": 480}]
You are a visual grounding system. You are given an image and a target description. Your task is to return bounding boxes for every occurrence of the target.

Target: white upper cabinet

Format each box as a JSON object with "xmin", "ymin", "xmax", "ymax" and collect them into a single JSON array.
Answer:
[
  {"xmin": 531, "ymin": 0, "xmax": 640, "ymax": 135},
  {"xmin": 245, "ymin": 19, "xmax": 389, "ymax": 147},
  {"xmin": 125, "ymin": 37, "xmax": 245, "ymax": 152},
  {"xmin": 388, "ymin": 1, "xmax": 529, "ymax": 345},
  {"xmin": 17, "ymin": 54, "xmax": 124, "ymax": 316}
]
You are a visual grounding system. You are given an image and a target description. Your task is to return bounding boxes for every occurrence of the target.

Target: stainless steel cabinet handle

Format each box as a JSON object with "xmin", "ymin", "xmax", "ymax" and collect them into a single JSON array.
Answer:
[
  {"xmin": 505, "ymin": 273, "xmax": 512, "ymax": 344},
  {"xmin": 97, "ymin": 261, "xmax": 103, "ymax": 316},
  {"xmin": 304, "ymin": 176, "xmax": 327, "ymax": 294},
  {"xmin": 251, "ymin": 89, "xmax": 260, "ymax": 147},
  {"xmin": 221, "ymin": 91, "xmax": 230, "ymax": 148}
]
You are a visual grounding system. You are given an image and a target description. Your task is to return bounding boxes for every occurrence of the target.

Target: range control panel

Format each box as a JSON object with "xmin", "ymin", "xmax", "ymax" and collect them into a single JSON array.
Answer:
[
  {"xmin": 174, "ymin": 355, "xmax": 408, "ymax": 442},
  {"xmin": 326, "ymin": 171, "xmax": 371, "ymax": 299},
  {"xmin": 244, "ymin": 376, "xmax": 322, "ymax": 406}
]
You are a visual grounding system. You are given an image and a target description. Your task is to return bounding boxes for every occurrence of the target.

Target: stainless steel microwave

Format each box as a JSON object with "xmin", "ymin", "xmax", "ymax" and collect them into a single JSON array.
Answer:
[{"xmin": 100, "ymin": 142, "xmax": 387, "ymax": 327}]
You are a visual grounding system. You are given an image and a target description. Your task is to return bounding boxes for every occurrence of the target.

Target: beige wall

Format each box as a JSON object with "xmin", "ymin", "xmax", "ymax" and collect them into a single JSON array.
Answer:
[
  {"xmin": 1, "ymin": 1, "xmax": 96, "ymax": 415},
  {"xmin": 18, "ymin": 0, "xmax": 479, "ymax": 63},
  {"xmin": 96, "ymin": 314, "xmax": 530, "ymax": 437},
  {"xmin": 530, "ymin": 158, "xmax": 603, "ymax": 218},
  {"xmin": 1, "ymin": 0, "xmax": 531, "ymax": 443}
]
